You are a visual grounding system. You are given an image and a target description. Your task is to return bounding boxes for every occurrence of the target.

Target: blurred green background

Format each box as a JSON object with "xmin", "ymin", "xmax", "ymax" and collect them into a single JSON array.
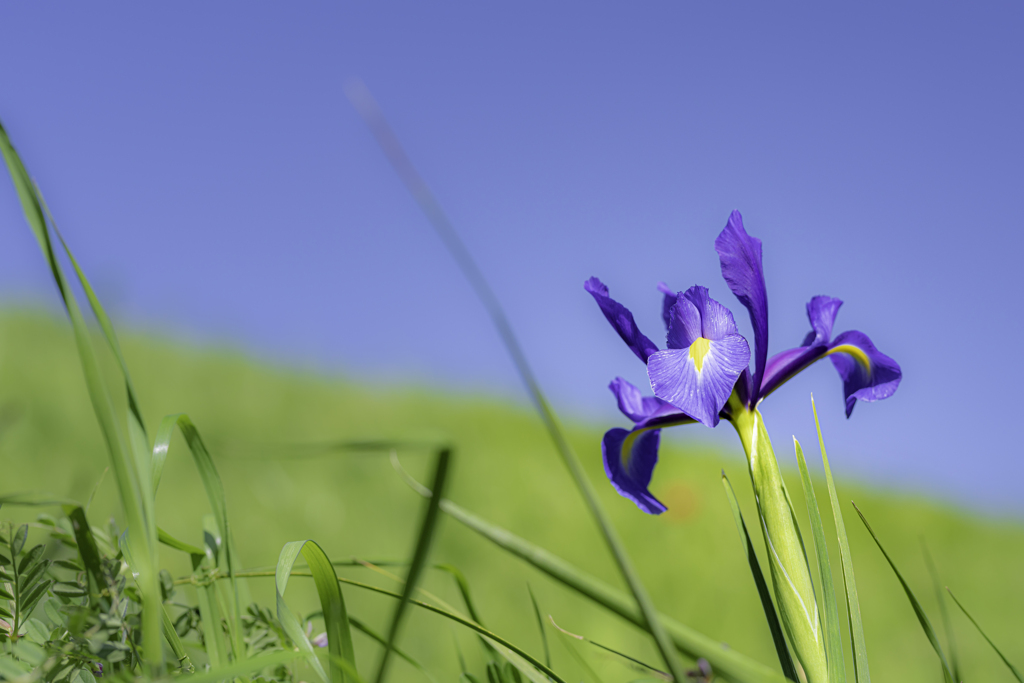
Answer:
[{"xmin": 1, "ymin": 310, "xmax": 1020, "ymax": 682}]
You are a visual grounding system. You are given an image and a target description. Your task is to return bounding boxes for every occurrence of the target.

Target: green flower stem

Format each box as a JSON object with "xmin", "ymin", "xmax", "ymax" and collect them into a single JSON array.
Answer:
[{"xmin": 730, "ymin": 402, "xmax": 827, "ymax": 683}]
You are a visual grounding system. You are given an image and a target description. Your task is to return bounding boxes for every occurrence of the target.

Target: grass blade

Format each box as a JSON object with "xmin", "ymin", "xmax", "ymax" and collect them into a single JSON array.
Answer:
[
  {"xmin": 550, "ymin": 617, "xmax": 607, "ymax": 683},
  {"xmin": 852, "ymin": 503, "xmax": 954, "ymax": 683},
  {"xmin": 391, "ymin": 453, "xmax": 789, "ymax": 683},
  {"xmin": 548, "ymin": 615, "xmax": 667, "ymax": 680},
  {"xmin": 37, "ymin": 191, "xmax": 149, "ymax": 445},
  {"xmin": 276, "ymin": 540, "xmax": 357, "ymax": 683},
  {"xmin": 63, "ymin": 506, "xmax": 105, "ymax": 596},
  {"xmin": 812, "ymin": 398, "xmax": 869, "ymax": 683},
  {"xmin": 921, "ymin": 542, "xmax": 959, "ymax": 682},
  {"xmin": 947, "ymin": 588, "xmax": 1023, "ymax": 682},
  {"xmin": 161, "ymin": 603, "xmax": 196, "ymax": 673},
  {"xmin": 722, "ymin": 473, "xmax": 798, "ymax": 681},
  {"xmin": 376, "ymin": 448, "xmax": 451, "ymax": 683},
  {"xmin": 792, "ymin": 438, "xmax": 844, "ymax": 683},
  {"xmin": 348, "ymin": 81, "xmax": 688, "ymax": 683},
  {"xmin": 158, "ymin": 527, "xmax": 205, "ymax": 567},
  {"xmin": 526, "ymin": 584, "xmax": 551, "ymax": 670},
  {"xmin": 153, "ymin": 413, "xmax": 247, "ymax": 658},
  {"xmin": 196, "ymin": 576, "xmax": 228, "ymax": 668}
]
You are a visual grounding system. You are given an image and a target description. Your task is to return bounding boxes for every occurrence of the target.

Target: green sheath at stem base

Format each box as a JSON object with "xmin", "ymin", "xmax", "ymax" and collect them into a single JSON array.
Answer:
[{"xmin": 729, "ymin": 399, "xmax": 827, "ymax": 683}]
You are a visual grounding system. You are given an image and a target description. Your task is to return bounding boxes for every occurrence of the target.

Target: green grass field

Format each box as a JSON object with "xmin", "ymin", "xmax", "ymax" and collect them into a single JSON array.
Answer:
[{"xmin": 1, "ymin": 309, "xmax": 1021, "ymax": 682}]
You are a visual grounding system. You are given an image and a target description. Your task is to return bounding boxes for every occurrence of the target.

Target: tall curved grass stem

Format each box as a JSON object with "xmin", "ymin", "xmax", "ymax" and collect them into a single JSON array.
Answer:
[
  {"xmin": 375, "ymin": 448, "xmax": 450, "ymax": 683},
  {"xmin": 346, "ymin": 78, "xmax": 688, "ymax": 683},
  {"xmin": 0, "ymin": 118, "xmax": 163, "ymax": 675}
]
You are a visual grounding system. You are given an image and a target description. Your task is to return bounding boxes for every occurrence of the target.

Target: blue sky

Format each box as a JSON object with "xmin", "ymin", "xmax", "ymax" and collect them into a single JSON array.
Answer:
[{"xmin": 0, "ymin": 3, "xmax": 1021, "ymax": 513}]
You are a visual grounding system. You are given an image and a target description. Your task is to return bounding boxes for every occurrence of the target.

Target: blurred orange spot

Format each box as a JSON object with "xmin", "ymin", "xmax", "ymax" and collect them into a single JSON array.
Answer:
[{"xmin": 659, "ymin": 481, "xmax": 700, "ymax": 522}]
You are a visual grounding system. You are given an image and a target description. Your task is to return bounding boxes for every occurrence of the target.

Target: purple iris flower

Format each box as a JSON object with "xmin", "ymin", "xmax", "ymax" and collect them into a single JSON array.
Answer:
[{"xmin": 587, "ymin": 210, "xmax": 901, "ymax": 514}]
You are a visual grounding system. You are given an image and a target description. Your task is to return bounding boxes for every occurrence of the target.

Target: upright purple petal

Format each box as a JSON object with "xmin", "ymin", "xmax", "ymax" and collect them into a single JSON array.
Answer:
[
  {"xmin": 828, "ymin": 330, "xmax": 902, "ymax": 417},
  {"xmin": 665, "ymin": 295, "xmax": 703, "ymax": 350},
  {"xmin": 585, "ymin": 277, "xmax": 660, "ymax": 363},
  {"xmin": 602, "ymin": 427, "xmax": 666, "ymax": 514},
  {"xmin": 715, "ymin": 211, "xmax": 768, "ymax": 405},
  {"xmin": 760, "ymin": 296, "xmax": 842, "ymax": 399},
  {"xmin": 648, "ymin": 334, "xmax": 750, "ymax": 427},
  {"xmin": 681, "ymin": 286, "xmax": 740, "ymax": 340},
  {"xmin": 609, "ymin": 377, "xmax": 672, "ymax": 423},
  {"xmin": 803, "ymin": 296, "xmax": 843, "ymax": 346},
  {"xmin": 658, "ymin": 282, "xmax": 678, "ymax": 332}
]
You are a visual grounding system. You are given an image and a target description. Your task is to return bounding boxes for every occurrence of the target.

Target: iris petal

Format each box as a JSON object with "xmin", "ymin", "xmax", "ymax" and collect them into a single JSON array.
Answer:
[
  {"xmin": 681, "ymin": 286, "xmax": 740, "ymax": 340},
  {"xmin": 804, "ymin": 295, "xmax": 843, "ymax": 346},
  {"xmin": 602, "ymin": 427, "xmax": 666, "ymax": 514},
  {"xmin": 609, "ymin": 376, "xmax": 672, "ymax": 423},
  {"xmin": 715, "ymin": 211, "xmax": 769, "ymax": 404},
  {"xmin": 758, "ymin": 297, "xmax": 901, "ymax": 414},
  {"xmin": 827, "ymin": 330, "xmax": 902, "ymax": 417},
  {"xmin": 665, "ymin": 294, "xmax": 703, "ymax": 350},
  {"xmin": 585, "ymin": 277, "xmax": 660, "ymax": 363},
  {"xmin": 648, "ymin": 333, "xmax": 751, "ymax": 427},
  {"xmin": 657, "ymin": 282, "xmax": 677, "ymax": 333}
]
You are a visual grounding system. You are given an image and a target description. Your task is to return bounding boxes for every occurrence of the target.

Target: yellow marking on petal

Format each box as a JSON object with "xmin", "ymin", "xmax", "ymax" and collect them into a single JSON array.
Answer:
[
  {"xmin": 825, "ymin": 344, "xmax": 872, "ymax": 374},
  {"xmin": 619, "ymin": 417, "xmax": 692, "ymax": 469},
  {"xmin": 621, "ymin": 428, "xmax": 646, "ymax": 468},
  {"xmin": 689, "ymin": 337, "xmax": 712, "ymax": 372}
]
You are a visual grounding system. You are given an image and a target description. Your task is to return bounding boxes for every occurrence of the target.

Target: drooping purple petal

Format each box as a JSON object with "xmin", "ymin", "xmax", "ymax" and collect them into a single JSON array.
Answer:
[
  {"xmin": 828, "ymin": 330, "xmax": 902, "ymax": 417},
  {"xmin": 759, "ymin": 295, "xmax": 843, "ymax": 400},
  {"xmin": 648, "ymin": 333, "xmax": 751, "ymax": 427},
  {"xmin": 756, "ymin": 294, "xmax": 902, "ymax": 414},
  {"xmin": 657, "ymin": 282, "xmax": 678, "ymax": 333},
  {"xmin": 665, "ymin": 294, "xmax": 703, "ymax": 350},
  {"xmin": 609, "ymin": 377, "xmax": 673, "ymax": 423},
  {"xmin": 715, "ymin": 211, "xmax": 768, "ymax": 405},
  {"xmin": 681, "ymin": 286, "xmax": 740, "ymax": 340},
  {"xmin": 759, "ymin": 345, "xmax": 829, "ymax": 400},
  {"xmin": 602, "ymin": 427, "xmax": 666, "ymax": 514},
  {"xmin": 585, "ymin": 277, "xmax": 660, "ymax": 363}
]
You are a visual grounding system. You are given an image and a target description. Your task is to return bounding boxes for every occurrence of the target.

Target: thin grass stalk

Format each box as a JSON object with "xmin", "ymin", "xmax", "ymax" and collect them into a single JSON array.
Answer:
[
  {"xmin": 792, "ymin": 438, "xmax": 845, "ymax": 683},
  {"xmin": 852, "ymin": 503, "xmax": 954, "ymax": 683},
  {"xmin": 346, "ymin": 79, "xmax": 688, "ymax": 683},
  {"xmin": 376, "ymin": 449, "xmax": 450, "ymax": 683},
  {"xmin": 812, "ymin": 399, "xmax": 869, "ymax": 683},
  {"xmin": 921, "ymin": 543, "xmax": 959, "ymax": 682},
  {"xmin": 390, "ymin": 454, "xmax": 790, "ymax": 683},
  {"xmin": 946, "ymin": 588, "xmax": 1023, "ymax": 682}
]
